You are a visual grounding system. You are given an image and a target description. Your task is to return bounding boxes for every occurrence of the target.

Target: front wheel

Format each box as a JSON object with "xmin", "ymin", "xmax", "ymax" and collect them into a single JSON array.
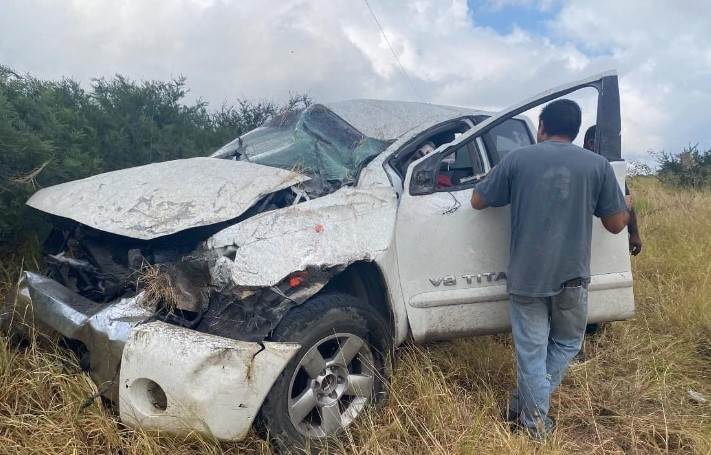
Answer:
[{"xmin": 259, "ymin": 292, "xmax": 391, "ymax": 452}]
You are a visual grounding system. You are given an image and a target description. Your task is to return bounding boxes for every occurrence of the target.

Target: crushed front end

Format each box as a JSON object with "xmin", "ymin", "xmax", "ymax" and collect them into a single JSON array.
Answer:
[
  {"xmin": 1, "ymin": 271, "xmax": 300, "ymax": 440},
  {"xmin": 1, "ymin": 106, "xmax": 398, "ymax": 440}
]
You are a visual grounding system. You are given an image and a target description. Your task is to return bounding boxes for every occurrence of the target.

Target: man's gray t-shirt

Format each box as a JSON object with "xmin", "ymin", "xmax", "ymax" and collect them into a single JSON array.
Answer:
[{"xmin": 474, "ymin": 141, "xmax": 627, "ymax": 297}]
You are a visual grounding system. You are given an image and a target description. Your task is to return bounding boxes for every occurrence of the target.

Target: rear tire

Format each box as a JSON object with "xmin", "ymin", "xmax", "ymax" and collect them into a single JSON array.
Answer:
[{"xmin": 259, "ymin": 292, "xmax": 391, "ymax": 453}]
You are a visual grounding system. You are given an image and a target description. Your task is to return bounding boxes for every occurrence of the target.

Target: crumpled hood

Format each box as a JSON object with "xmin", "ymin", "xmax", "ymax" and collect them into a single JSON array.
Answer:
[{"xmin": 27, "ymin": 157, "xmax": 309, "ymax": 240}]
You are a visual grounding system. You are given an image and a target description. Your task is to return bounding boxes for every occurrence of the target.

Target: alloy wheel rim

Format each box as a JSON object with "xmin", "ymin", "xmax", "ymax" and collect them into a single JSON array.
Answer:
[{"xmin": 287, "ymin": 333, "xmax": 376, "ymax": 438}]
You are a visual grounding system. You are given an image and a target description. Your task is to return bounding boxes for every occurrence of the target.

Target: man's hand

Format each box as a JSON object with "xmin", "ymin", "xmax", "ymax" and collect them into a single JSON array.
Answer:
[
  {"xmin": 629, "ymin": 233, "xmax": 642, "ymax": 255},
  {"xmin": 627, "ymin": 205, "xmax": 642, "ymax": 255}
]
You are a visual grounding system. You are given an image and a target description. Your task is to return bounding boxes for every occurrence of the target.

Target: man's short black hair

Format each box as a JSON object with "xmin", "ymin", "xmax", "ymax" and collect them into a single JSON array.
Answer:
[
  {"xmin": 584, "ymin": 125, "xmax": 596, "ymax": 146},
  {"xmin": 539, "ymin": 99, "xmax": 582, "ymax": 140}
]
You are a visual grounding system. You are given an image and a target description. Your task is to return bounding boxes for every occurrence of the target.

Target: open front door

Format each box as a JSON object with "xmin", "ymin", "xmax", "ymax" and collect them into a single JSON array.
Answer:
[{"xmin": 396, "ymin": 71, "xmax": 634, "ymax": 343}]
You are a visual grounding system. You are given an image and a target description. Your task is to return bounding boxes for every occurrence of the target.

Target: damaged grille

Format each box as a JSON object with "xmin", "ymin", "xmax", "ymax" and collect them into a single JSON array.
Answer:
[
  {"xmin": 45, "ymin": 226, "xmax": 141, "ymax": 302},
  {"xmin": 38, "ymin": 186, "xmax": 327, "ymax": 343}
]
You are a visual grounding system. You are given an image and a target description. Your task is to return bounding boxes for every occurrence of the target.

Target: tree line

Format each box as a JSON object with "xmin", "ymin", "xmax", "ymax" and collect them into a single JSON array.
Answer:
[{"xmin": 656, "ymin": 145, "xmax": 711, "ymax": 188}]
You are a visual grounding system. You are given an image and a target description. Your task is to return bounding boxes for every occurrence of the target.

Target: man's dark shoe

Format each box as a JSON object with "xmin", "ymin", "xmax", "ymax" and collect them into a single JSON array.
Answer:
[
  {"xmin": 521, "ymin": 415, "xmax": 556, "ymax": 441},
  {"xmin": 504, "ymin": 401, "xmax": 556, "ymax": 440},
  {"xmin": 572, "ymin": 349, "xmax": 587, "ymax": 363}
]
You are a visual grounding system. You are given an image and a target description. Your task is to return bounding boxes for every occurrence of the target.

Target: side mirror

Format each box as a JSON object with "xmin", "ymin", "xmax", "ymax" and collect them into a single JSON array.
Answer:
[
  {"xmin": 408, "ymin": 142, "xmax": 472, "ymax": 195},
  {"xmin": 414, "ymin": 170, "xmax": 434, "ymax": 187},
  {"xmin": 409, "ymin": 157, "xmax": 439, "ymax": 195}
]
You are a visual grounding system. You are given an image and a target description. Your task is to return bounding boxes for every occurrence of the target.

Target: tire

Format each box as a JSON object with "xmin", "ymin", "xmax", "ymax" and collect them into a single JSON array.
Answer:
[{"xmin": 259, "ymin": 292, "xmax": 391, "ymax": 453}]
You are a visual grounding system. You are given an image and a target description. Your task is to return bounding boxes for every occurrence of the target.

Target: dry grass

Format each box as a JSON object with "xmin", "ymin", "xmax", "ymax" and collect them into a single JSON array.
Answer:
[
  {"xmin": 134, "ymin": 262, "xmax": 180, "ymax": 311},
  {"xmin": 1, "ymin": 177, "xmax": 710, "ymax": 454}
]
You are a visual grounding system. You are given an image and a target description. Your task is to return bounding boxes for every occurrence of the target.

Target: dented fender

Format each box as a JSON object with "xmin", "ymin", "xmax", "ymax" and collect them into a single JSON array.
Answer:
[
  {"xmin": 207, "ymin": 185, "xmax": 398, "ymax": 288},
  {"xmin": 119, "ymin": 322, "xmax": 300, "ymax": 440}
]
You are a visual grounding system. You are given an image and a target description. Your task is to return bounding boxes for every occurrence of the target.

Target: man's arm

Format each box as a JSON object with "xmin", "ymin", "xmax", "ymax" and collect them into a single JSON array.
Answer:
[
  {"xmin": 601, "ymin": 210, "xmax": 629, "ymax": 234},
  {"xmin": 470, "ymin": 162, "xmax": 511, "ymax": 211},
  {"xmin": 470, "ymin": 190, "xmax": 488, "ymax": 210},
  {"xmin": 627, "ymin": 209, "xmax": 642, "ymax": 254},
  {"xmin": 625, "ymin": 183, "xmax": 643, "ymax": 255}
]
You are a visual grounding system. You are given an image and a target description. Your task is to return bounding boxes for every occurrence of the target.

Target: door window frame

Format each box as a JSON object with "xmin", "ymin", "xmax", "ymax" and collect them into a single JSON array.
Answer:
[
  {"xmin": 387, "ymin": 116, "xmax": 479, "ymax": 180},
  {"xmin": 429, "ymin": 140, "xmax": 486, "ymax": 192},
  {"xmin": 481, "ymin": 118, "xmax": 535, "ymax": 166},
  {"xmin": 408, "ymin": 71, "xmax": 622, "ymax": 196}
]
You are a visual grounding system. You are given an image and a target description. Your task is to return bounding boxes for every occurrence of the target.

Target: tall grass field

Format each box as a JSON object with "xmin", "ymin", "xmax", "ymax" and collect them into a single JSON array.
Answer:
[{"xmin": 0, "ymin": 177, "xmax": 709, "ymax": 454}]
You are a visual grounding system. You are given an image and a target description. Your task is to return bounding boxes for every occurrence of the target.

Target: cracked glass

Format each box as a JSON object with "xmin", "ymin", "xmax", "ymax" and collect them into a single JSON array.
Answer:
[{"xmin": 215, "ymin": 105, "xmax": 392, "ymax": 185}]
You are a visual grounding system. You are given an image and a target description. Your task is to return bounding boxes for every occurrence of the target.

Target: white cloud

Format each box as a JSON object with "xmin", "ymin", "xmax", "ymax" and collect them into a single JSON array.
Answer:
[
  {"xmin": 550, "ymin": 0, "xmax": 711, "ymax": 160},
  {"xmin": 1, "ymin": 0, "xmax": 710, "ymax": 162},
  {"xmin": 482, "ymin": 0, "xmax": 557, "ymax": 11}
]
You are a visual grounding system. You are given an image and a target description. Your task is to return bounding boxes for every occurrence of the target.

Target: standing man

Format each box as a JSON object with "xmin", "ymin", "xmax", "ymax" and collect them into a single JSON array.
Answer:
[
  {"xmin": 584, "ymin": 125, "xmax": 642, "ymax": 255},
  {"xmin": 470, "ymin": 100, "xmax": 629, "ymax": 438}
]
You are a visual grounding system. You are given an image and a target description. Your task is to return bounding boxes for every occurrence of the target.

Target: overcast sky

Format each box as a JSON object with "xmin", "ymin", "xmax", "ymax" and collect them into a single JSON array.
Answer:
[{"xmin": 2, "ymin": 0, "xmax": 710, "ymax": 162}]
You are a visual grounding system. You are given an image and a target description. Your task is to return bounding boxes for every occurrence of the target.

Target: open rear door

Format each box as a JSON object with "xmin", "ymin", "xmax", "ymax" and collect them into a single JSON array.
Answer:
[{"xmin": 397, "ymin": 71, "xmax": 634, "ymax": 343}]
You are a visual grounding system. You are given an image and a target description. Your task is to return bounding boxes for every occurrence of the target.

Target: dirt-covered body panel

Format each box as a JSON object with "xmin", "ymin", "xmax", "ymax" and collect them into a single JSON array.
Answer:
[
  {"xmin": 207, "ymin": 185, "xmax": 397, "ymax": 288},
  {"xmin": 27, "ymin": 157, "xmax": 308, "ymax": 240}
]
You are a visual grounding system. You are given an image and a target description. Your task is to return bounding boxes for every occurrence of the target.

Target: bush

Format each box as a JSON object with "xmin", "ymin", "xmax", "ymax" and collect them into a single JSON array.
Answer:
[
  {"xmin": 0, "ymin": 65, "xmax": 309, "ymax": 252},
  {"xmin": 656, "ymin": 145, "xmax": 711, "ymax": 188}
]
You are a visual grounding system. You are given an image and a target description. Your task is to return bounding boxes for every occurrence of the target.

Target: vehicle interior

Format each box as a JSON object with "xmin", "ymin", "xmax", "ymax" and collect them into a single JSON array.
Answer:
[
  {"xmin": 392, "ymin": 118, "xmax": 475, "ymax": 183},
  {"xmin": 391, "ymin": 116, "xmax": 534, "ymax": 192}
]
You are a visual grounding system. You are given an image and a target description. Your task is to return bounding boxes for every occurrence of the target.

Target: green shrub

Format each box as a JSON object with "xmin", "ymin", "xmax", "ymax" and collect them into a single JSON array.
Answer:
[{"xmin": 656, "ymin": 145, "xmax": 711, "ymax": 188}]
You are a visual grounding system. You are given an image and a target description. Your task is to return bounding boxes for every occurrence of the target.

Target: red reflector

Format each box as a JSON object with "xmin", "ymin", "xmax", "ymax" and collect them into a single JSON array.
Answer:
[{"xmin": 289, "ymin": 275, "xmax": 304, "ymax": 288}]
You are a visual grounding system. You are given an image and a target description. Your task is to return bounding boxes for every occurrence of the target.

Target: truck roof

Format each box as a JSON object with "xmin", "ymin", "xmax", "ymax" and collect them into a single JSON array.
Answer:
[{"xmin": 324, "ymin": 99, "xmax": 491, "ymax": 140}]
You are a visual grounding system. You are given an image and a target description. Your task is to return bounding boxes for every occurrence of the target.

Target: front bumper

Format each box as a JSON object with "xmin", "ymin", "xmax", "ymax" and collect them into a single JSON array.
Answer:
[{"xmin": 2, "ymin": 271, "xmax": 300, "ymax": 441}]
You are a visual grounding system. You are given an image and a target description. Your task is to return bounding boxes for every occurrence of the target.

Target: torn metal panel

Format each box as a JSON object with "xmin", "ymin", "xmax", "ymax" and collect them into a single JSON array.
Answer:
[
  {"xmin": 119, "ymin": 321, "xmax": 300, "ymax": 441},
  {"xmin": 206, "ymin": 185, "xmax": 398, "ymax": 288},
  {"xmin": 195, "ymin": 268, "xmax": 335, "ymax": 342},
  {"xmin": 2, "ymin": 272, "xmax": 154, "ymax": 401},
  {"xmin": 27, "ymin": 157, "xmax": 309, "ymax": 240}
]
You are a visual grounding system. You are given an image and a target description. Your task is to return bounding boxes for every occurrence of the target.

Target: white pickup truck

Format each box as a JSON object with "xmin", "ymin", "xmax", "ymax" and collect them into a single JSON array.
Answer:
[{"xmin": 2, "ymin": 71, "xmax": 633, "ymax": 451}]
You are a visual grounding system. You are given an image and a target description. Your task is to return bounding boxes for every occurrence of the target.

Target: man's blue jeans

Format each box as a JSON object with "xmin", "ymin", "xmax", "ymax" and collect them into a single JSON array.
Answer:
[{"xmin": 508, "ymin": 284, "xmax": 588, "ymax": 435}]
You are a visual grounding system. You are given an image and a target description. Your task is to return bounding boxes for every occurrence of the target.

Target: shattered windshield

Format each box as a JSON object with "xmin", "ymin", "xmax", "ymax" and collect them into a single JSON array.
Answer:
[{"xmin": 213, "ymin": 105, "xmax": 391, "ymax": 185}]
